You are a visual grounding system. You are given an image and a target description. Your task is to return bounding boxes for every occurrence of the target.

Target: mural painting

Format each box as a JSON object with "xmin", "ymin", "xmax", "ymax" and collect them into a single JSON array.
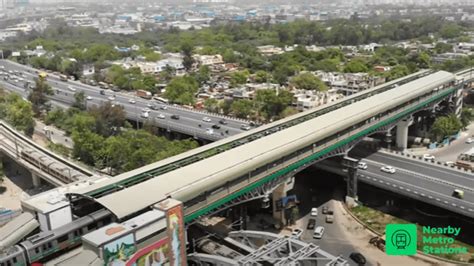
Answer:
[
  {"xmin": 103, "ymin": 233, "xmax": 136, "ymax": 266},
  {"xmin": 127, "ymin": 238, "xmax": 170, "ymax": 266}
]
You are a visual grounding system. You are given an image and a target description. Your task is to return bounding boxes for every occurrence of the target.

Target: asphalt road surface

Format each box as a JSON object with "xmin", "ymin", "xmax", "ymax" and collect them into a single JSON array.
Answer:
[{"xmin": 0, "ymin": 60, "xmax": 250, "ymax": 141}]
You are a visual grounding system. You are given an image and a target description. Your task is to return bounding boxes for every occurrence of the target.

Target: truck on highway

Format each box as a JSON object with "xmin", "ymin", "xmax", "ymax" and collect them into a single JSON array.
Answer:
[
  {"xmin": 59, "ymin": 74, "xmax": 68, "ymax": 81},
  {"xmin": 136, "ymin": 89, "xmax": 152, "ymax": 99}
]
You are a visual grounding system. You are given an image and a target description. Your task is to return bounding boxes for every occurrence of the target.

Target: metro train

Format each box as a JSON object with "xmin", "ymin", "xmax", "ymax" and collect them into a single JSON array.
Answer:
[
  {"xmin": 0, "ymin": 209, "xmax": 111, "ymax": 266},
  {"xmin": 20, "ymin": 150, "xmax": 84, "ymax": 184}
]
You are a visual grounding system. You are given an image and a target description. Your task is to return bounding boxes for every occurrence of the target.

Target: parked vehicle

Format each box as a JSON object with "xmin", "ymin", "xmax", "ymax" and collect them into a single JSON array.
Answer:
[
  {"xmin": 325, "ymin": 215, "xmax": 334, "ymax": 223},
  {"xmin": 291, "ymin": 229, "xmax": 303, "ymax": 239},
  {"xmin": 313, "ymin": 226, "xmax": 325, "ymax": 239},
  {"xmin": 311, "ymin": 207, "xmax": 318, "ymax": 217},
  {"xmin": 307, "ymin": 219, "xmax": 316, "ymax": 230},
  {"xmin": 59, "ymin": 74, "xmax": 68, "ymax": 81},
  {"xmin": 357, "ymin": 162, "xmax": 368, "ymax": 170},
  {"xmin": 423, "ymin": 154, "xmax": 435, "ymax": 161},
  {"xmin": 349, "ymin": 252, "xmax": 367, "ymax": 265}
]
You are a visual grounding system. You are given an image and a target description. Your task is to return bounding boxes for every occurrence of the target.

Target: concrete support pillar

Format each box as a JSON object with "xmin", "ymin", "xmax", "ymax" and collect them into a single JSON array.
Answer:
[
  {"xmin": 272, "ymin": 177, "xmax": 294, "ymax": 227},
  {"xmin": 454, "ymin": 87, "xmax": 463, "ymax": 118},
  {"xmin": 396, "ymin": 116, "xmax": 413, "ymax": 150},
  {"xmin": 342, "ymin": 157, "xmax": 359, "ymax": 207},
  {"xmin": 31, "ymin": 173, "xmax": 41, "ymax": 187}
]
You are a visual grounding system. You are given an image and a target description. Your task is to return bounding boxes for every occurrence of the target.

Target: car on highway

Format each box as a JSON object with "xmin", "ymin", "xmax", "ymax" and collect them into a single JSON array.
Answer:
[
  {"xmin": 357, "ymin": 162, "xmax": 368, "ymax": 170},
  {"xmin": 240, "ymin": 124, "xmax": 251, "ymax": 130},
  {"xmin": 349, "ymin": 252, "xmax": 367, "ymax": 265},
  {"xmin": 108, "ymin": 96, "xmax": 116, "ymax": 101},
  {"xmin": 150, "ymin": 105, "xmax": 159, "ymax": 110},
  {"xmin": 380, "ymin": 165, "xmax": 396, "ymax": 174},
  {"xmin": 466, "ymin": 138, "xmax": 474, "ymax": 144},
  {"xmin": 311, "ymin": 207, "xmax": 318, "ymax": 217},
  {"xmin": 206, "ymin": 128, "xmax": 214, "ymax": 135},
  {"xmin": 322, "ymin": 206, "xmax": 328, "ymax": 214},
  {"xmin": 212, "ymin": 124, "xmax": 221, "ymax": 129},
  {"xmin": 291, "ymin": 229, "xmax": 303, "ymax": 239},
  {"xmin": 160, "ymin": 105, "xmax": 168, "ymax": 110},
  {"xmin": 445, "ymin": 161, "xmax": 455, "ymax": 166},
  {"xmin": 202, "ymin": 117, "xmax": 212, "ymax": 122},
  {"xmin": 86, "ymin": 96, "xmax": 92, "ymax": 100},
  {"xmin": 307, "ymin": 219, "xmax": 316, "ymax": 230},
  {"xmin": 156, "ymin": 113, "xmax": 165, "ymax": 119},
  {"xmin": 313, "ymin": 226, "xmax": 324, "ymax": 239},
  {"xmin": 140, "ymin": 110, "xmax": 149, "ymax": 118},
  {"xmin": 219, "ymin": 119, "xmax": 227, "ymax": 125},
  {"xmin": 325, "ymin": 215, "xmax": 334, "ymax": 223},
  {"xmin": 147, "ymin": 103, "xmax": 153, "ymax": 108},
  {"xmin": 453, "ymin": 189, "xmax": 464, "ymax": 199},
  {"xmin": 128, "ymin": 99, "xmax": 136, "ymax": 104},
  {"xmin": 171, "ymin": 114, "xmax": 180, "ymax": 120},
  {"xmin": 100, "ymin": 90, "xmax": 105, "ymax": 95},
  {"xmin": 67, "ymin": 86, "xmax": 76, "ymax": 92},
  {"xmin": 423, "ymin": 154, "xmax": 435, "ymax": 161}
]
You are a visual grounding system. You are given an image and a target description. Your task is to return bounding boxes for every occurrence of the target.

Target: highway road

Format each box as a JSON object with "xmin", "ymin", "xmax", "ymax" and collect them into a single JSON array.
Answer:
[
  {"xmin": 317, "ymin": 151, "xmax": 474, "ymax": 218},
  {"xmin": 0, "ymin": 60, "xmax": 251, "ymax": 141}
]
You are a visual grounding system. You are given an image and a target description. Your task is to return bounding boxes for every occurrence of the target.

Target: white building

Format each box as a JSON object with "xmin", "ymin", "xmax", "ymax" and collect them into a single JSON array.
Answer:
[{"xmin": 193, "ymin": 54, "xmax": 223, "ymax": 66}]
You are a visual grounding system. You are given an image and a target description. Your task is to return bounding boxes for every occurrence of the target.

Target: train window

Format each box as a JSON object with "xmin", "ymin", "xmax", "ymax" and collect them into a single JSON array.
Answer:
[
  {"xmin": 43, "ymin": 244, "xmax": 48, "ymax": 250},
  {"xmin": 6, "ymin": 261, "xmax": 11, "ymax": 266},
  {"xmin": 12, "ymin": 258, "xmax": 16, "ymax": 263},
  {"xmin": 1, "ymin": 262, "xmax": 4, "ymax": 266},
  {"xmin": 58, "ymin": 234, "xmax": 68, "ymax": 243},
  {"xmin": 35, "ymin": 247, "xmax": 39, "ymax": 253},
  {"xmin": 78, "ymin": 228, "xmax": 83, "ymax": 235},
  {"xmin": 48, "ymin": 242, "xmax": 52, "ymax": 249},
  {"xmin": 74, "ymin": 230, "xmax": 79, "ymax": 237}
]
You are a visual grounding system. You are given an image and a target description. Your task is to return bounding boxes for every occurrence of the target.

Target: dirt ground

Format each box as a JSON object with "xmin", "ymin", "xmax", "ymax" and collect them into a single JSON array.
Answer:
[{"xmin": 0, "ymin": 174, "xmax": 29, "ymax": 210}]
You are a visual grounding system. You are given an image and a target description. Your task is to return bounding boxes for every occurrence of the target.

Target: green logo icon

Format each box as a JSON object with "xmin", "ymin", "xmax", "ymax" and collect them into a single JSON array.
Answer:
[{"xmin": 386, "ymin": 224, "xmax": 417, "ymax": 255}]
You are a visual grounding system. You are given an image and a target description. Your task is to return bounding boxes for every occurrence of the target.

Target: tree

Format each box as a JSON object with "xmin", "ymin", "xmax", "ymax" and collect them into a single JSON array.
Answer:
[
  {"xmin": 181, "ymin": 41, "xmax": 195, "ymax": 71},
  {"xmin": 343, "ymin": 59, "xmax": 369, "ymax": 73},
  {"xmin": 204, "ymin": 98, "xmax": 219, "ymax": 113},
  {"xmin": 194, "ymin": 65, "xmax": 210, "ymax": 85},
  {"xmin": 73, "ymin": 91, "xmax": 87, "ymax": 111},
  {"xmin": 290, "ymin": 72, "xmax": 327, "ymax": 91},
  {"xmin": 439, "ymin": 23, "xmax": 463, "ymax": 39},
  {"xmin": 255, "ymin": 89, "xmax": 294, "ymax": 121},
  {"xmin": 28, "ymin": 78, "xmax": 53, "ymax": 117},
  {"xmin": 4, "ymin": 94, "xmax": 35, "ymax": 136},
  {"xmin": 230, "ymin": 70, "xmax": 249, "ymax": 87},
  {"xmin": 71, "ymin": 129, "xmax": 104, "ymax": 166},
  {"xmin": 231, "ymin": 99, "xmax": 254, "ymax": 119},
  {"xmin": 88, "ymin": 102, "xmax": 126, "ymax": 137},
  {"xmin": 430, "ymin": 115, "xmax": 462, "ymax": 141},
  {"xmin": 460, "ymin": 108, "xmax": 474, "ymax": 129},
  {"xmin": 254, "ymin": 70, "xmax": 271, "ymax": 83},
  {"xmin": 384, "ymin": 65, "xmax": 410, "ymax": 81},
  {"xmin": 164, "ymin": 76, "xmax": 199, "ymax": 105}
]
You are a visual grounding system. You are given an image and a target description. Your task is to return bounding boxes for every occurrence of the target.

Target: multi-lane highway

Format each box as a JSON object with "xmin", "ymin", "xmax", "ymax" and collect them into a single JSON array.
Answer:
[
  {"xmin": 319, "ymin": 150, "xmax": 474, "ymax": 218},
  {"xmin": 0, "ymin": 60, "xmax": 250, "ymax": 141}
]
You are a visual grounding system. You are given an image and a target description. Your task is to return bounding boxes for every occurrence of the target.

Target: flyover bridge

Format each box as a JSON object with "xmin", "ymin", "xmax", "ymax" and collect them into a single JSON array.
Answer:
[
  {"xmin": 66, "ymin": 70, "xmax": 471, "ymax": 222},
  {"xmin": 0, "ymin": 121, "xmax": 94, "ymax": 186}
]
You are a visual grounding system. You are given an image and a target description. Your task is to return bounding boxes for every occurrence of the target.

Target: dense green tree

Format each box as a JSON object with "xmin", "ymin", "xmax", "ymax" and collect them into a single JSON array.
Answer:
[
  {"xmin": 460, "ymin": 107, "xmax": 474, "ymax": 129},
  {"xmin": 434, "ymin": 42, "xmax": 453, "ymax": 54},
  {"xmin": 204, "ymin": 98, "xmax": 219, "ymax": 113},
  {"xmin": 28, "ymin": 78, "xmax": 53, "ymax": 117},
  {"xmin": 88, "ymin": 102, "xmax": 126, "ymax": 137},
  {"xmin": 181, "ymin": 41, "xmax": 195, "ymax": 71},
  {"xmin": 0, "ymin": 93, "xmax": 35, "ymax": 136},
  {"xmin": 439, "ymin": 23, "xmax": 463, "ymax": 39},
  {"xmin": 230, "ymin": 70, "xmax": 250, "ymax": 87},
  {"xmin": 164, "ymin": 76, "xmax": 199, "ymax": 105},
  {"xmin": 194, "ymin": 65, "xmax": 210, "ymax": 85},
  {"xmin": 430, "ymin": 115, "xmax": 463, "ymax": 141},
  {"xmin": 255, "ymin": 89, "xmax": 293, "ymax": 121},
  {"xmin": 290, "ymin": 72, "xmax": 327, "ymax": 91},
  {"xmin": 254, "ymin": 70, "xmax": 271, "ymax": 83},
  {"xmin": 231, "ymin": 99, "xmax": 254, "ymax": 119},
  {"xmin": 384, "ymin": 65, "xmax": 411, "ymax": 81},
  {"xmin": 73, "ymin": 91, "xmax": 87, "ymax": 111},
  {"xmin": 343, "ymin": 59, "xmax": 369, "ymax": 73},
  {"xmin": 71, "ymin": 129, "xmax": 104, "ymax": 166}
]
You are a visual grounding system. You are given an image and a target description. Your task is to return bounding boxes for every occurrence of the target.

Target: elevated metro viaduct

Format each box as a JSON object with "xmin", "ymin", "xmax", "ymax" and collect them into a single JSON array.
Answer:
[{"xmin": 2, "ymin": 69, "xmax": 471, "ymax": 266}]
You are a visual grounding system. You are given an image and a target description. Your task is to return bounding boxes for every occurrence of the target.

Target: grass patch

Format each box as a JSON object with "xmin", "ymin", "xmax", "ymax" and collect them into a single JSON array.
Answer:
[{"xmin": 351, "ymin": 205, "xmax": 474, "ymax": 263}]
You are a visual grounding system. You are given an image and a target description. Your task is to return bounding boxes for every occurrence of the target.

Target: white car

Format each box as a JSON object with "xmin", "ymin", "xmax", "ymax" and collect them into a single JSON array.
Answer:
[
  {"xmin": 202, "ymin": 117, "xmax": 212, "ymax": 122},
  {"xmin": 156, "ymin": 113, "xmax": 165, "ymax": 119},
  {"xmin": 68, "ymin": 86, "xmax": 76, "ymax": 92},
  {"xmin": 86, "ymin": 96, "xmax": 92, "ymax": 100},
  {"xmin": 311, "ymin": 207, "xmax": 318, "ymax": 217},
  {"xmin": 108, "ymin": 96, "xmax": 115, "ymax": 101},
  {"xmin": 147, "ymin": 103, "xmax": 153, "ymax": 108},
  {"xmin": 160, "ymin": 105, "xmax": 168, "ymax": 110},
  {"xmin": 380, "ymin": 165, "xmax": 396, "ymax": 174},
  {"xmin": 291, "ymin": 229, "xmax": 303, "ymax": 239},
  {"xmin": 357, "ymin": 162, "xmax": 368, "ymax": 170},
  {"xmin": 466, "ymin": 138, "xmax": 474, "ymax": 144},
  {"xmin": 423, "ymin": 154, "xmax": 435, "ymax": 161},
  {"xmin": 128, "ymin": 99, "xmax": 136, "ymax": 104},
  {"xmin": 140, "ymin": 111, "xmax": 149, "ymax": 118},
  {"xmin": 313, "ymin": 226, "xmax": 325, "ymax": 239},
  {"xmin": 206, "ymin": 128, "xmax": 214, "ymax": 135}
]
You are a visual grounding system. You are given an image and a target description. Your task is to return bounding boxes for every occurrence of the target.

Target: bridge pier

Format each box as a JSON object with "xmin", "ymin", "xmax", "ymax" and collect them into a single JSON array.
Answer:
[
  {"xmin": 395, "ymin": 115, "xmax": 413, "ymax": 150},
  {"xmin": 343, "ymin": 157, "xmax": 359, "ymax": 207},
  {"xmin": 31, "ymin": 172, "xmax": 41, "ymax": 187},
  {"xmin": 272, "ymin": 177, "xmax": 294, "ymax": 227}
]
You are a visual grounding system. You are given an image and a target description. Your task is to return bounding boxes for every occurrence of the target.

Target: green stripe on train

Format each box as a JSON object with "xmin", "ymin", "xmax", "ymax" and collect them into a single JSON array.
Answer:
[{"xmin": 184, "ymin": 88, "xmax": 456, "ymax": 223}]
